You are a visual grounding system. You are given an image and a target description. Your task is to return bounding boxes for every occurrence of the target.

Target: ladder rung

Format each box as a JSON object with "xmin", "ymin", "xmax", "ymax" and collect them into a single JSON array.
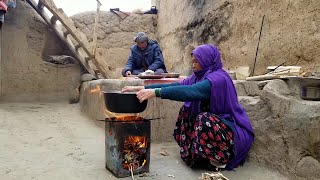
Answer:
[
  {"xmin": 85, "ymin": 57, "xmax": 91, "ymax": 62},
  {"xmin": 74, "ymin": 44, "xmax": 81, "ymax": 50},
  {"xmin": 63, "ymin": 31, "xmax": 70, "ymax": 37},
  {"xmin": 50, "ymin": 15, "xmax": 58, "ymax": 24},
  {"xmin": 37, "ymin": 1, "xmax": 44, "ymax": 10},
  {"xmin": 58, "ymin": 8, "xmax": 64, "ymax": 13}
]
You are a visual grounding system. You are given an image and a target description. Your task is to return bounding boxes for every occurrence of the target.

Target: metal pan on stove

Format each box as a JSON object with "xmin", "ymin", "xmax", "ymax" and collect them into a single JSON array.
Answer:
[{"xmin": 102, "ymin": 91, "xmax": 148, "ymax": 113}]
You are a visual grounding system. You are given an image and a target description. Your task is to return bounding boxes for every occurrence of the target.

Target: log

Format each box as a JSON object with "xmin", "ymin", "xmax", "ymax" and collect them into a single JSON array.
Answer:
[
  {"xmin": 92, "ymin": 1, "xmax": 101, "ymax": 56},
  {"xmin": 246, "ymin": 74, "xmax": 282, "ymax": 81}
]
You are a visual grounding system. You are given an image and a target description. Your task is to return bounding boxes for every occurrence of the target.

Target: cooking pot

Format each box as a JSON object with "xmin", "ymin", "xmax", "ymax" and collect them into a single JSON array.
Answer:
[
  {"xmin": 97, "ymin": 117, "xmax": 161, "ymax": 122},
  {"xmin": 300, "ymin": 86, "xmax": 320, "ymax": 101},
  {"xmin": 102, "ymin": 91, "xmax": 148, "ymax": 113}
]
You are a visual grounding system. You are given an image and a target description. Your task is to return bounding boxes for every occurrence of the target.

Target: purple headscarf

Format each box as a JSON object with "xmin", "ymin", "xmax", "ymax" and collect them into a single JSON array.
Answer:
[{"xmin": 179, "ymin": 44, "xmax": 254, "ymax": 170}]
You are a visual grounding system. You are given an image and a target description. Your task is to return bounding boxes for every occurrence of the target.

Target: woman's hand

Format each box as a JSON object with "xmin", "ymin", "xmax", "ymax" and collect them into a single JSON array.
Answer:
[
  {"xmin": 121, "ymin": 86, "xmax": 145, "ymax": 93},
  {"xmin": 136, "ymin": 89, "xmax": 156, "ymax": 103}
]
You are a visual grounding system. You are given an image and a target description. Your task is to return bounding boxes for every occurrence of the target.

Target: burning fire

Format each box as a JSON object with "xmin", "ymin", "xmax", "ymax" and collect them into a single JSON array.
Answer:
[
  {"xmin": 104, "ymin": 109, "xmax": 141, "ymax": 120},
  {"xmin": 123, "ymin": 136, "xmax": 148, "ymax": 171},
  {"xmin": 113, "ymin": 116, "xmax": 143, "ymax": 121}
]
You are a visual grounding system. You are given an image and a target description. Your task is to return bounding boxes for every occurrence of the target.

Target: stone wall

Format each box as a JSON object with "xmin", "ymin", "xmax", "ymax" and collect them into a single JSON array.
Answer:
[
  {"xmin": 0, "ymin": 1, "xmax": 80, "ymax": 101},
  {"xmin": 235, "ymin": 79, "xmax": 320, "ymax": 180},
  {"xmin": 156, "ymin": 0, "xmax": 320, "ymax": 76},
  {"xmin": 71, "ymin": 12, "xmax": 157, "ymax": 78}
]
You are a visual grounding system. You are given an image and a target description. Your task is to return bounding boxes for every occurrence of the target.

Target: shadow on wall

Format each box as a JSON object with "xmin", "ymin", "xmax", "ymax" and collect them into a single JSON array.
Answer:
[
  {"xmin": 188, "ymin": 0, "xmax": 206, "ymax": 11},
  {"xmin": 172, "ymin": 1, "xmax": 234, "ymax": 75},
  {"xmin": 181, "ymin": 1, "xmax": 233, "ymax": 46}
]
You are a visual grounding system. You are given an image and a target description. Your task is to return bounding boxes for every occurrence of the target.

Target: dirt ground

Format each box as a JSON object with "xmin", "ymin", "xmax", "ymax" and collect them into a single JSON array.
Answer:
[{"xmin": 0, "ymin": 102, "xmax": 289, "ymax": 180}]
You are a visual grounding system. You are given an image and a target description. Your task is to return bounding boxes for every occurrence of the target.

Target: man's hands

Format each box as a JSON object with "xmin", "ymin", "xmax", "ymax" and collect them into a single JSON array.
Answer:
[
  {"xmin": 125, "ymin": 70, "xmax": 132, "ymax": 76},
  {"xmin": 122, "ymin": 86, "xmax": 156, "ymax": 103}
]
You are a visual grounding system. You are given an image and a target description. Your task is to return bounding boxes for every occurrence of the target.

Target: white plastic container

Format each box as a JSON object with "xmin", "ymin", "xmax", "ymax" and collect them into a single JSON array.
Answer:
[{"xmin": 235, "ymin": 66, "xmax": 250, "ymax": 80}]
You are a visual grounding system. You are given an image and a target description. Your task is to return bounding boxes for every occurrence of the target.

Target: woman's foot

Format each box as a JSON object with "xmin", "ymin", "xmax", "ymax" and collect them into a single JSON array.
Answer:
[
  {"xmin": 209, "ymin": 160, "xmax": 226, "ymax": 169},
  {"xmin": 189, "ymin": 157, "xmax": 222, "ymax": 171}
]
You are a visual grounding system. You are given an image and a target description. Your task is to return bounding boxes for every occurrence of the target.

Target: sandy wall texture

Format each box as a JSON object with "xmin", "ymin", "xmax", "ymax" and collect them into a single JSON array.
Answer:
[
  {"xmin": 0, "ymin": 1, "xmax": 81, "ymax": 101},
  {"xmin": 71, "ymin": 12, "xmax": 157, "ymax": 78},
  {"xmin": 156, "ymin": 0, "xmax": 320, "ymax": 76}
]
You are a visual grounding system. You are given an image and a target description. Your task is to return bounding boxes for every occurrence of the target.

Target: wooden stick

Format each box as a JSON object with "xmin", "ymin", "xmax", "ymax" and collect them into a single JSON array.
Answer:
[
  {"xmin": 246, "ymin": 74, "xmax": 281, "ymax": 81},
  {"xmin": 92, "ymin": 1, "xmax": 101, "ymax": 56},
  {"xmin": 129, "ymin": 164, "xmax": 135, "ymax": 180},
  {"xmin": 250, "ymin": 15, "xmax": 265, "ymax": 76}
]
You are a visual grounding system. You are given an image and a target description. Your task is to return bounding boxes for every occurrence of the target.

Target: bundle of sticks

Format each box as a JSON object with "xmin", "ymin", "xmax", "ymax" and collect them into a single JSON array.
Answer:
[
  {"xmin": 200, "ymin": 172, "xmax": 229, "ymax": 180},
  {"xmin": 122, "ymin": 140, "xmax": 147, "ymax": 170}
]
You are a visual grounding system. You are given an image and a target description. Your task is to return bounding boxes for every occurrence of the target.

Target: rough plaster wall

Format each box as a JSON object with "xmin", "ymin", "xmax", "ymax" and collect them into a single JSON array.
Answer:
[
  {"xmin": 157, "ymin": 0, "xmax": 320, "ymax": 75},
  {"xmin": 71, "ymin": 12, "xmax": 157, "ymax": 78},
  {"xmin": 1, "ymin": 1, "xmax": 80, "ymax": 101}
]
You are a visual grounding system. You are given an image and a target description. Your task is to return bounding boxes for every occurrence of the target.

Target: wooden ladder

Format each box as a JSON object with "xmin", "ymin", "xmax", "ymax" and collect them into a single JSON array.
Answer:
[{"xmin": 26, "ymin": 0, "xmax": 111, "ymax": 78}]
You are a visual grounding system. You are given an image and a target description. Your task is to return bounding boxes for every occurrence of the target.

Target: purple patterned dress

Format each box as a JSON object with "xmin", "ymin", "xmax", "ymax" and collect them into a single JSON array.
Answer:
[{"xmin": 173, "ymin": 105, "xmax": 234, "ymax": 168}]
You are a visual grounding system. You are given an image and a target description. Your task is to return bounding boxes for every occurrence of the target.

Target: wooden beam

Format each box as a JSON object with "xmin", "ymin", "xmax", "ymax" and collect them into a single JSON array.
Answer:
[
  {"xmin": 96, "ymin": 0, "xmax": 102, "ymax": 6},
  {"xmin": 92, "ymin": 1, "xmax": 101, "ymax": 56}
]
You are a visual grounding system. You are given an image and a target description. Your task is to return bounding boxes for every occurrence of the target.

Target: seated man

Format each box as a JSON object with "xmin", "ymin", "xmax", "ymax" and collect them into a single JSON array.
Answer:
[{"xmin": 122, "ymin": 32, "xmax": 167, "ymax": 77}]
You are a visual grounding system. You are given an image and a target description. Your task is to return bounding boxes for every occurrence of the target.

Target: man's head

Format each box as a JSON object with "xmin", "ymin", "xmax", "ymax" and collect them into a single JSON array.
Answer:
[{"xmin": 134, "ymin": 32, "xmax": 148, "ymax": 50}]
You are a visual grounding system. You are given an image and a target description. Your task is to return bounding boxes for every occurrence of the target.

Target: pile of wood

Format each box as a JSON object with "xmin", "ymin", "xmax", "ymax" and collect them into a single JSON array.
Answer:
[
  {"xmin": 246, "ymin": 66, "xmax": 302, "ymax": 81},
  {"xmin": 122, "ymin": 139, "xmax": 147, "ymax": 170},
  {"xmin": 199, "ymin": 173, "xmax": 229, "ymax": 180}
]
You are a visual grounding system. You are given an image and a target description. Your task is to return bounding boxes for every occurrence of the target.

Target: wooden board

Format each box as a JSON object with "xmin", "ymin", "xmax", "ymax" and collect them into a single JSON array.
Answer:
[{"xmin": 246, "ymin": 74, "xmax": 282, "ymax": 81}]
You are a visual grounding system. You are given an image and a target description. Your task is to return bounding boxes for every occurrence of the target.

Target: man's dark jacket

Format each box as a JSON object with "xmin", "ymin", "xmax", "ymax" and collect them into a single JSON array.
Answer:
[{"xmin": 124, "ymin": 40, "xmax": 166, "ymax": 72}]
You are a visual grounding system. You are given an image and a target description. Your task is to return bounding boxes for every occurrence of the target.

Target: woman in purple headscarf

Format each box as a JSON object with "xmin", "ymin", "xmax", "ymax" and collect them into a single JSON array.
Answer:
[{"xmin": 122, "ymin": 44, "xmax": 254, "ymax": 170}]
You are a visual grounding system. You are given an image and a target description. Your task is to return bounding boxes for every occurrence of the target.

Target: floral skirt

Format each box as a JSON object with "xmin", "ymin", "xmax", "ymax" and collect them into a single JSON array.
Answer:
[{"xmin": 173, "ymin": 106, "xmax": 234, "ymax": 167}]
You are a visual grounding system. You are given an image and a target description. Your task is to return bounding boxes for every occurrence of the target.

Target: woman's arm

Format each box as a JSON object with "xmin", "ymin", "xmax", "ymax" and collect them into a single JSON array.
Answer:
[
  {"xmin": 134, "ymin": 79, "xmax": 211, "ymax": 103},
  {"xmin": 159, "ymin": 79, "xmax": 211, "ymax": 102},
  {"xmin": 145, "ymin": 82, "xmax": 180, "ymax": 89},
  {"xmin": 122, "ymin": 82, "xmax": 180, "ymax": 93}
]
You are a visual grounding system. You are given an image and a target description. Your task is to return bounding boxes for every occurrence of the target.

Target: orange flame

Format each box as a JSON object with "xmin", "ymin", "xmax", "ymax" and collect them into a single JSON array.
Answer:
[
  {"xmin": 90, "ymin": 85, "xmax": 101, "ymax": 93},
  {"xmin": 142, "ymin": 160, "xmax": 147, "ymax": 167},
  {"xmin": 112, "ymin": 116, "xmax": 143, "ymax": 121},
  {"xmin": 105, "ymin": 110, "xmax": 116, "ymax": 117},
  {"xmin": 126, "ymin": 136, "xmax": 147, "ymax": 147},
  {"xmin": 123, "ymin": 136, "xmax": 148, "ymax": 171}
]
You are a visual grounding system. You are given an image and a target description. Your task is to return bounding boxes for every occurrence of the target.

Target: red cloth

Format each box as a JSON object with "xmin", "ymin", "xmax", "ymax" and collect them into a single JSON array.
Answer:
[{"xmin": 0, "ymin": 1, "xmax": 7, "ymax": 12}]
